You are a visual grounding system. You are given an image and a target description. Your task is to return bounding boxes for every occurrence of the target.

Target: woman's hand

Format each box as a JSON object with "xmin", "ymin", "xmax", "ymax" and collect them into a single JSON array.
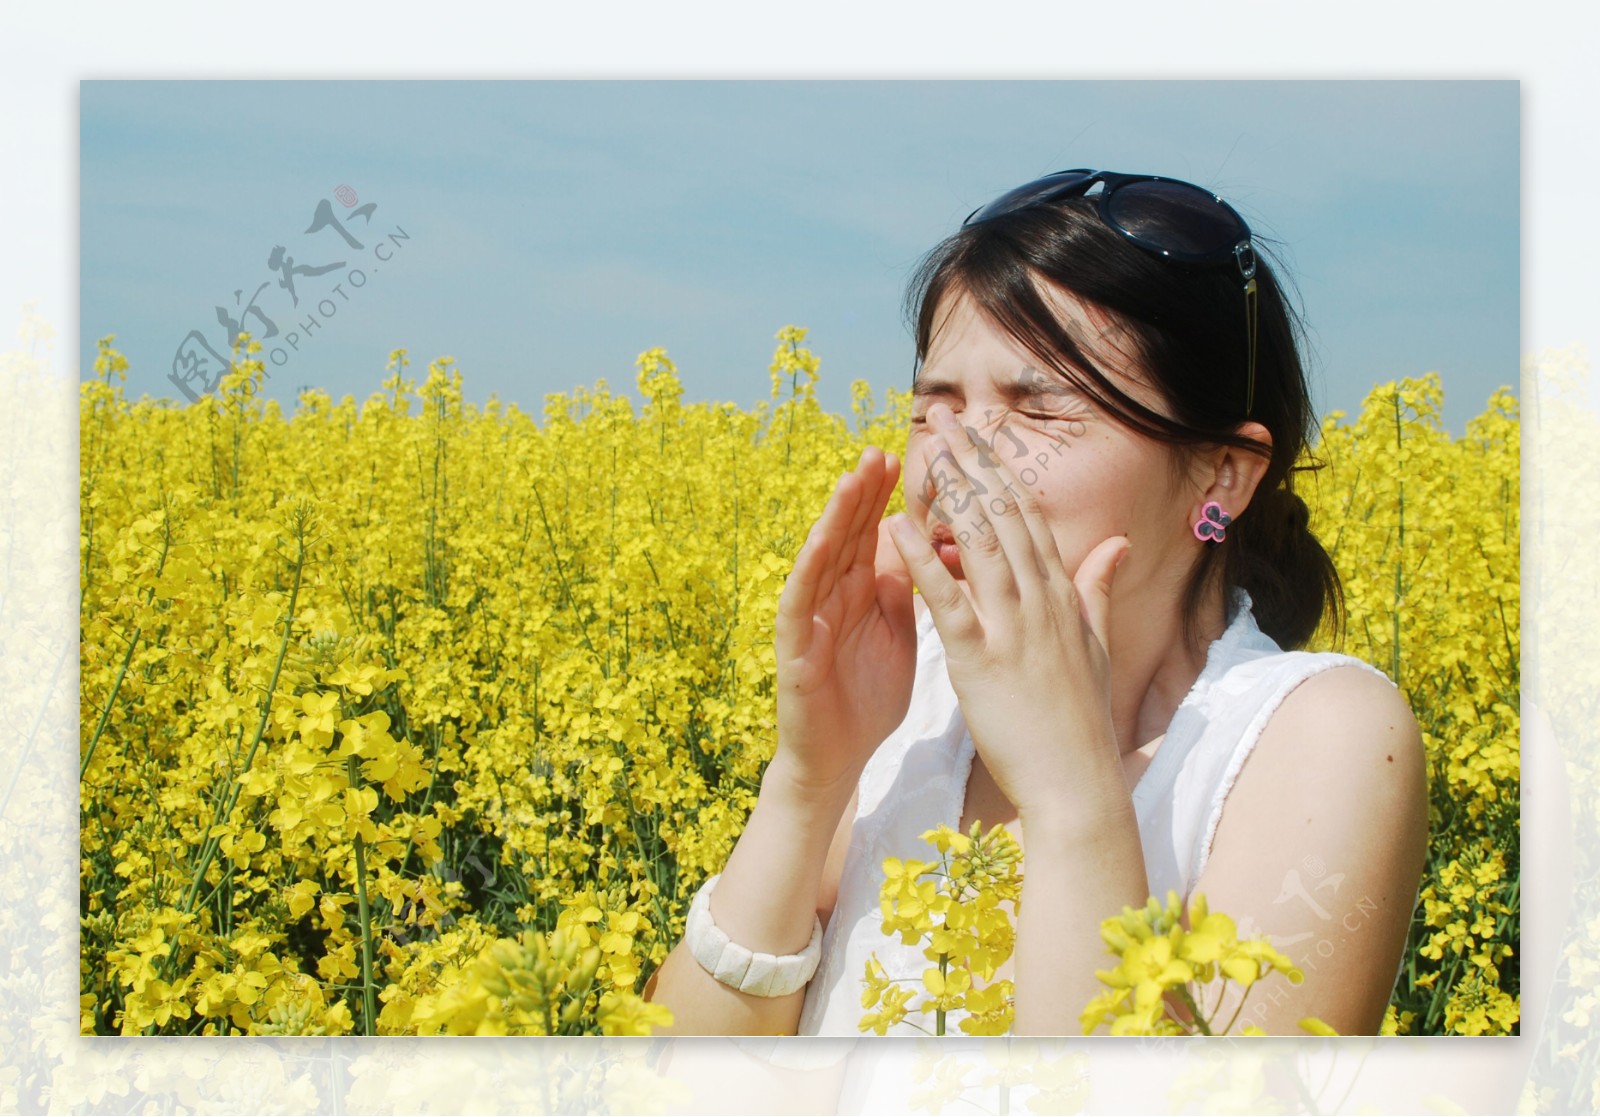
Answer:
[
  {"xmin": 648, "ymin": 446, "xmax": 912, "ymax": 1037},
  {"xmin": 886, "ymin": 403, "xmax": 1131, "ymax": 823},
  {"xmin": 771, "ymin": 445, "xmax": 918, "ymax": 802}
]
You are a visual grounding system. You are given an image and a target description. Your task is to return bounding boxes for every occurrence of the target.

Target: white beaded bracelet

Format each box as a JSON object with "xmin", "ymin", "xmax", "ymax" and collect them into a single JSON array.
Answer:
[{"xmin": 685, "ymin": 873, "xmax": 823, "ymax": 997}]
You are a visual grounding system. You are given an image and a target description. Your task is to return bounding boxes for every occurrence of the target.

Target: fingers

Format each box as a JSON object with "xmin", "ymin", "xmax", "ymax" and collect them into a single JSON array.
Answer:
[
  {"xmin": 783, "ymin": 447, "xmax": 893, "ymax": 632},
  {"xmin": 920, "ymin": 403, "xmax": 1061, "ymax": 603},
  {"xmin": 908, "ymin": 402, "xmax": 1128, "ymax": 662},
  {"xmin": 853, "ymin": 450, "xmax": 900, "ymax": 570},
  {"xmin": 867, "ymin": 452, "xmax": 915, "ymax": 641},
  {"xmin": 815, "ymin": 447, "xmax": 884, "ymax": 605},
  {"xmin": 1072, "ymin": 535, "xmax": 1131, "ymax": 655},
  {"xmin": 873, "ymin": 515, "xmax": 915, "ymax": 635},
  {"xmin": 777, "ymin": 510, "xmax": 830, "ymax": 651},
  {"xmin": 779, "ymin": 462, "xmax": 857, "ymax": 634},
  {"xmin": 808, "ymin": 471, "xmax": 858, "ymax": 608},
  {"xmin": 887, "ymin": 512, "xmax": 979, "ymax": 647}
]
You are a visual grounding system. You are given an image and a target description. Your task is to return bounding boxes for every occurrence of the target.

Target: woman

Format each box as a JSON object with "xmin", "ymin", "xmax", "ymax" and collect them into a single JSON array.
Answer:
[{"xmin": 645, "ymin": 169, "xmax": 1428, "ymax": 1037}]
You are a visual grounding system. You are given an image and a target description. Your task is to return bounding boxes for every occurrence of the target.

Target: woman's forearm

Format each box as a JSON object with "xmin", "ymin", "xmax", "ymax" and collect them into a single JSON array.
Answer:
[
  {"xmin": 647, "ymin": 752, "xmax": 857, "ymax": 1036},
  {"xmin": 1012, "ymin": 793, "xmax": 1149, "ymax": 1036}
]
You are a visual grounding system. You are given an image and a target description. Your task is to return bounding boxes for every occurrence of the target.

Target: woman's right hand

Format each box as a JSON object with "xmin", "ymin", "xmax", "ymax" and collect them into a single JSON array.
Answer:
[{"xmin": 770, "ymin": 445, "xmax": 917, "ymax": 802}]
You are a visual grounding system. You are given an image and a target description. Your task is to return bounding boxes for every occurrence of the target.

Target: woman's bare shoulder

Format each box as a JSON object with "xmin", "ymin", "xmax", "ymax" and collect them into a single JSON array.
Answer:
[
  {"xmin": 1270, "ymin": 663, "xmax": 1420, "ymax": 761},
  {"xmin": 1197, "ymin": 662, "xmax": 1429, "ymax": 1033},
  {"xmin": 1221, "ymin": 662, "xmax": 1425, "ymax": 843}
]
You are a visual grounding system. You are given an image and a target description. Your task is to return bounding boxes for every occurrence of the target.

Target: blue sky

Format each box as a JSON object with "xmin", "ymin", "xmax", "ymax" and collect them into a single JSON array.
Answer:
[{"xmin": 81, "ymin": 80, "xmax": 1519, "ymax": 434}]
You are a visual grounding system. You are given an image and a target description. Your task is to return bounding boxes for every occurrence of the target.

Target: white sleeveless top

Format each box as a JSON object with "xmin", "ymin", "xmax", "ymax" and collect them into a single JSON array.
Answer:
[{"xmin": 794, "ymin": 589, "xmax": 1388, "ymax": 1037}]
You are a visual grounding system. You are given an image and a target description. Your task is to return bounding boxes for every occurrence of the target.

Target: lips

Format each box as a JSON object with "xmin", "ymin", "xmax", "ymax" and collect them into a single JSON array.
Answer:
[{"xmin": 928, "ymin": 521, "xmax": 964, "ymax": 577}]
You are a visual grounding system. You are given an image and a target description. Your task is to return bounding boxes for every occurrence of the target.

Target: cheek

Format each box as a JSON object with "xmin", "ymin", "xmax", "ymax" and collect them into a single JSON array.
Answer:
[{"xmin": 999, "ymin": 434, "xmax": 1078, "ymax": 499}]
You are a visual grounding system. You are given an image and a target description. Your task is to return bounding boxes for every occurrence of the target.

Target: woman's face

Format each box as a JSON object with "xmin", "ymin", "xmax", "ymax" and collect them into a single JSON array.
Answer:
[{"xmin": 904, "ymin": 289, "xmax": 1199, "ymax": 598}]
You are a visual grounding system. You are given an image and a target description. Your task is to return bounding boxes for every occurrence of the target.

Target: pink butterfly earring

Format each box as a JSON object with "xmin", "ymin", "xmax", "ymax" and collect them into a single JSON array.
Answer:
[{"xmin": 1192, "ymin": 501, "xmax": 1232, "ymax": 543}]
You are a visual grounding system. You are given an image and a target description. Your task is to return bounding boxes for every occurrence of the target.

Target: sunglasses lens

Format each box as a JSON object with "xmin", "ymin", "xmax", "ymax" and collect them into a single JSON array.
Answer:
[
  {"xmin": 965, "ymin": 170, "xmax": 1096, "ymax": 225},
  {"xmin": 1103, "ymin": 180, "xmax": 1247, "ymax": 261}
]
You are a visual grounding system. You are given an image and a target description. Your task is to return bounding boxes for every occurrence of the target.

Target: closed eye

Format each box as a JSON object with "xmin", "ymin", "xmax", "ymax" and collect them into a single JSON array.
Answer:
[
  {"xmin": 911, "ymin": 410, "xmax": 1069, "ymax": 425},
  {"xmin": 1001, "ymin": 411, "xmax": 1075, "ymax": 425}
]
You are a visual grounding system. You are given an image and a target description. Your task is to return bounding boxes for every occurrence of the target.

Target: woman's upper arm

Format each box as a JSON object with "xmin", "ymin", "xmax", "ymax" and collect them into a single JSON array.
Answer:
[{"xmin": 1190, "ymin": 665, "xmax": 1428, "ymax": 1035}]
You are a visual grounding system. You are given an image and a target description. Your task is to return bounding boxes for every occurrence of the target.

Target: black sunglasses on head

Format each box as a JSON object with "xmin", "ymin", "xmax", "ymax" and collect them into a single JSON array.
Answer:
[{"xmin": 964, "ymin": 169, "xmax": 1259, "ymax": 417}]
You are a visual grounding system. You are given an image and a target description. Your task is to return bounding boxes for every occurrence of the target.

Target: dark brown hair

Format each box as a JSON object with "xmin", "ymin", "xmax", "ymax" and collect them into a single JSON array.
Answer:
[{"xmin": 905, "ymin": 195, "xmax": 1341, "ymax": 650}]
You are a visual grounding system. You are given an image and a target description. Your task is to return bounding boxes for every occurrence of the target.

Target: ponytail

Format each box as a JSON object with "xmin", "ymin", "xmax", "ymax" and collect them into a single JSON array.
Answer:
[{"xmin": 1219, "ymin": 479, "xmax": 1342, "ymax": 650}]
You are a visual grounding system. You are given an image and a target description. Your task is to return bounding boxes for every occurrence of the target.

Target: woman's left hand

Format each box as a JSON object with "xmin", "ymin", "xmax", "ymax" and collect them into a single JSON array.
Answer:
[{"xmin": 886, "ymin": 402, "xmax": 1131, "ymax": 822}]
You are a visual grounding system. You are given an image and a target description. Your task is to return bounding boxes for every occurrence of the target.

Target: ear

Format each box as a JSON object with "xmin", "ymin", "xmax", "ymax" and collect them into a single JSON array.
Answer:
[{"xmin": 1195, "ymin": 422, "xmax": 1274, "ymax": 518}]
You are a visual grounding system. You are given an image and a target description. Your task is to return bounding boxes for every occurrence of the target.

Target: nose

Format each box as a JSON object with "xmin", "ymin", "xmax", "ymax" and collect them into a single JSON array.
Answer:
[{"xmin": 924, "ymin": 400, "xmax": 1010, "ymax": 430}]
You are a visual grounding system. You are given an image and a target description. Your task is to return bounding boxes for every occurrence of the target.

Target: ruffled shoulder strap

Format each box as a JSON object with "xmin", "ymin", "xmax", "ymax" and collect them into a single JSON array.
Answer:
[{"xmin": 1134, "ymin": 590, "xmax": 1392, "ymax": 896}]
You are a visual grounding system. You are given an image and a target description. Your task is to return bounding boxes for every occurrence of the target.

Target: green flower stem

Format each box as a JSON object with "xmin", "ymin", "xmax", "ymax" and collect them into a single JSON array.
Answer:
[
  {"xmin": 531, "ymin": 480, "xmax": 600, "ymax": 666},
  {"xmin": 1217, "ymin": 985, "xmax": 1254, "ymax": 1036},
  {"xmin": 373, "ymin": 721, "xmax": 445, "ymax": 933},
  {"xmin": 156, "ymin": 506, "xmax": 310, "ymax": 998},
  {"xmin": 1391, "ymin": 390, "xmax": 1405, "ymax": 684},
  {"xmin": 348, "ymin": 753, "xmax": 379, "ymax": 1035},
  {"xmin": 80, "ymin": 526, "xmax": 172, "ymax": 781},
  {"xmin": 80, "ymin": 616, "xmax": 143, "ymax": 782},
  {"xmin": 1177, "ymin": 986, "xmax": 1214, "ymax": 1036}
]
